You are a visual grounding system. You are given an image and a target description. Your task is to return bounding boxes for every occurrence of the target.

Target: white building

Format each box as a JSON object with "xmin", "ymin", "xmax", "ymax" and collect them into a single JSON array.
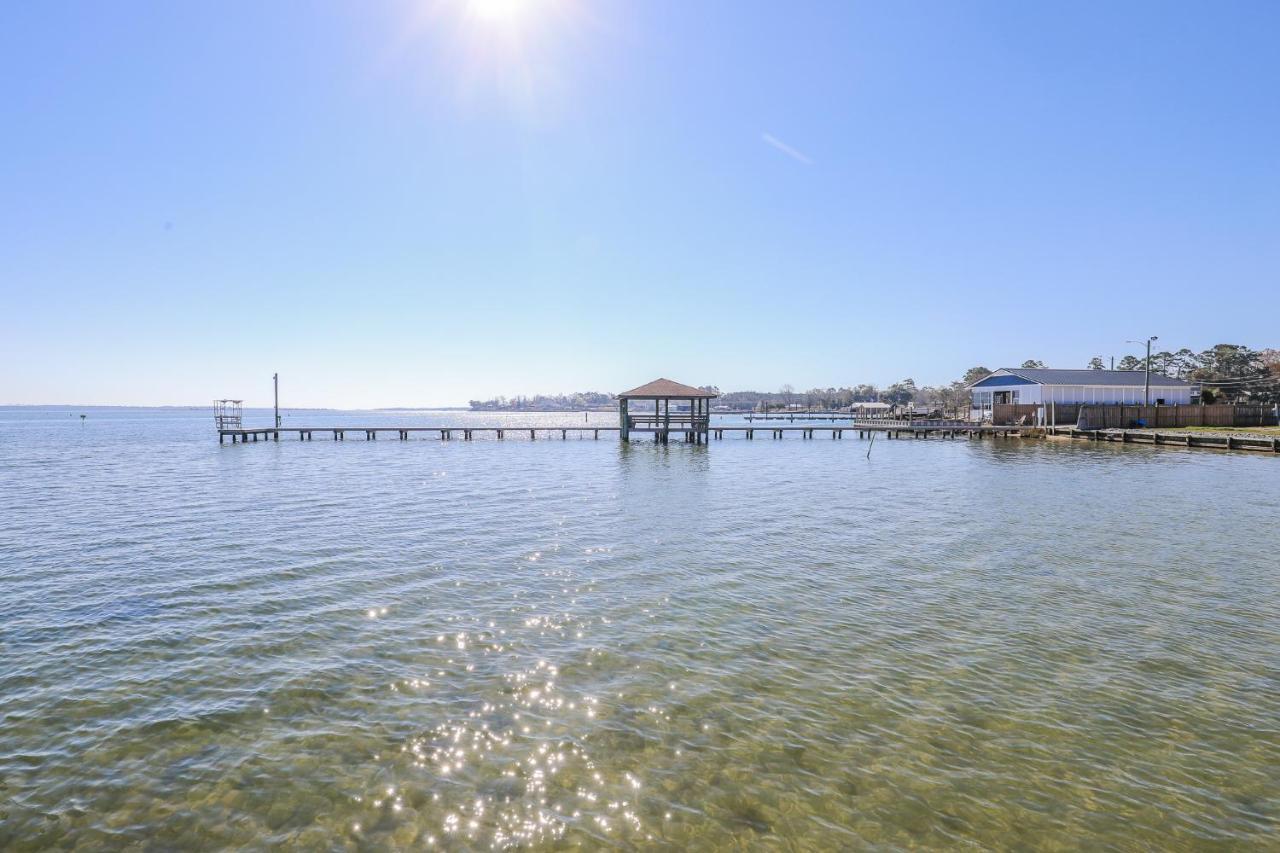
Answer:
[{"xmin": 969, "ymin": 368, "xmax": 1196, "ymax": 418}]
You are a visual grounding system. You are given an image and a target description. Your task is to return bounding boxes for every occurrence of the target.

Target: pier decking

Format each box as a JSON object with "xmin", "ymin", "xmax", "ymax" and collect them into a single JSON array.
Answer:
[
  {"xmin": 742, "ymin": 412, "xmax": 875, "ymax": 422},
  {"xmin": 219, "ymin": 422, "xmax": 1279, "ymax": 453},
  {"xmin": 1047, "ymin": 425, "xmax": 1280, "ymax": 453},
  {"xmin": 218, "ymin": 419, "xmax": 1032, "ymax": 444},
  {"xmin": 219, "ymin": 426, "xmax": 621, "ymax": 443}
]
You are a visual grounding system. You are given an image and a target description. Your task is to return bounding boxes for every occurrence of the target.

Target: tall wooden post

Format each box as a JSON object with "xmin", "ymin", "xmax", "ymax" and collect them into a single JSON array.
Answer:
[{"xmin": 619, "ymin": 399, "xmax": 629, "ymax": 442}]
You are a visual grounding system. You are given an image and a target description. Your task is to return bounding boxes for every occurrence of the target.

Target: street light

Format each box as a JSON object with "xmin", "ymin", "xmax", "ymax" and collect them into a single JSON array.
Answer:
[{"xmin": 1126, "ymin": 336, "xmax": 1159, "ymax": 406}]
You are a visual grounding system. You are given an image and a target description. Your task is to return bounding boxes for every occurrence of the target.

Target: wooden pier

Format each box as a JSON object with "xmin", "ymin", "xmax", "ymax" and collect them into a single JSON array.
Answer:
[
  {"xmin": 219, "ymin": 426, "xmax": 620, "ymax": 443},
  {"xmin": 219, "ymin": 420, "xmax": 1033, "ymax": 444},
  {"xmin": 217, "ymin": 379, "xmax": 1050, "ymax": 447},
  {"xmin": 742, "ymin": 412, "xmax": 862, "ymax": 422},
  {"xmin": 220, "ymin": 422, "xmax": 1280, "ymax": 453},
  {"xmin": 1047, "ymin": 425, "xmax": 1280, "ymax": 454}
]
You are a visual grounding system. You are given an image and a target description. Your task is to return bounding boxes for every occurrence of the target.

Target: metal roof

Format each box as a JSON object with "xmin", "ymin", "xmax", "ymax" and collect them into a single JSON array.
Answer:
[
  {"xmin": 972, "ymin": 368, "xmax": 1195, "ymax": 388},
  {"xmin": 617, "ymin": 378, "xmax": 719, "ymax": 399}
]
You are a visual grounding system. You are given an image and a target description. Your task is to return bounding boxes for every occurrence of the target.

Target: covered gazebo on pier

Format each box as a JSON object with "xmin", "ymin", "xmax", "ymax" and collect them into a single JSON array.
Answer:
[{"xmin": 617, "ymin": 378, "xmax": 718, "ymax": 444}]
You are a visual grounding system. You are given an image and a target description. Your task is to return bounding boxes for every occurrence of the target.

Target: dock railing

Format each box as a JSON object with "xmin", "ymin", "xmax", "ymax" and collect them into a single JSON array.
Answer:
[{"xmin": 851, "ymin": 418, "xmax": 975, "ymax": 429}]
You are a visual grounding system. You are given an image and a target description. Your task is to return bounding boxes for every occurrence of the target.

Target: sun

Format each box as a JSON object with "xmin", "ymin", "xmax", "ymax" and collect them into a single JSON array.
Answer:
[
  {"xmin": 468, "ymin": 0, "xmax": 533, "ymax": 23},
  {"xmin": 384, "ymin": 0, "xmax": 593, "ymax": 119}
]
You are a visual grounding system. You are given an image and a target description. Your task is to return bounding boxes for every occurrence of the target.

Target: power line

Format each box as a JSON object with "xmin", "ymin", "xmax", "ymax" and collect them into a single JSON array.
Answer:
[{"xmin": 1191, "ymin": 375, "xmax": 1280, "ymax": 385}]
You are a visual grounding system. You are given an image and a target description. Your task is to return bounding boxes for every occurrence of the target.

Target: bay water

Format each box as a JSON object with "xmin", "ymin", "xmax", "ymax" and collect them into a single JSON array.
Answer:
[{"xmin": 1, "ymin": 408, "xmax": 1276, "ymax": 849}]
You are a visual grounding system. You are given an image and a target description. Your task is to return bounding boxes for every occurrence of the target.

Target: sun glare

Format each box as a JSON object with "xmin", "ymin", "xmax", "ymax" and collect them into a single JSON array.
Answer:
[
  {"xmin": 469, "ymin": 0, "xmax": 532, "ymax": 23},
  {"xmin": 383, "ymin": 0, "xmax": 597, "ymax": 119}
]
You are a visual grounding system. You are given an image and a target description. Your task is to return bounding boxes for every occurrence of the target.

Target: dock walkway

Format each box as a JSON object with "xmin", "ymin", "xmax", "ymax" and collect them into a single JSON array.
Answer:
[
  {"xmin": 1048, "ymin": 425, "xmax": 1280, "ymax": 454},
  {"xmin": 220, "ymin": 421, "xmax": 1279, "ymax": 452},
  {"xmin": 743, "ymin": 412, "xmax": 867, "ymax": 422},
  {"xmin": 218, "ymin": 420, "xmax": 1030, "ymax": 444}
]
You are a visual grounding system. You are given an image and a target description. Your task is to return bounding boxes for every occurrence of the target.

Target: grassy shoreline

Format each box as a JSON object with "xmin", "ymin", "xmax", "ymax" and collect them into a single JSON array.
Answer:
[{"xmin": 1143, "ymin": 425, "xmax": 1280, "ymax": 435}]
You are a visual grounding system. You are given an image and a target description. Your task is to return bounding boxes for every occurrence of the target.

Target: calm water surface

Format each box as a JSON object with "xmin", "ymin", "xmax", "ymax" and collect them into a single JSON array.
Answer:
[{"xmin": 1, "ymin": 408, "xmax": 1277, "ymax": 850}]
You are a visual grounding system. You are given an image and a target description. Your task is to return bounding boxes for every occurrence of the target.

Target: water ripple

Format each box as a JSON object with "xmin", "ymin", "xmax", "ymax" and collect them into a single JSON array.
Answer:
[{"xmin": 0, "ymin": 408, "xmax": 1277, "ymax": 848}]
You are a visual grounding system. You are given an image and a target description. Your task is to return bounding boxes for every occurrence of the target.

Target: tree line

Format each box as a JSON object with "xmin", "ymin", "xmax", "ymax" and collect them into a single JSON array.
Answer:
[
  {"xmin": 469, "ymin": 391, "xmax": 614, "ymax": 411},
  {"xmin": 470, "ymin": 343, "xmax": 1278, "ymax": 412},
  {"xmin": 1081, "ymin": 344, "xmax": 1278, "ymax": 402}
]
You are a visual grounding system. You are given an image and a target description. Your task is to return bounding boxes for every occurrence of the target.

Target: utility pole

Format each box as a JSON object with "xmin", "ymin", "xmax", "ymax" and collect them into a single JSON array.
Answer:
[
  {"xmin": 1144, "ymin": 337, "xmax": 1157, "ymax": 406},
  {"xmin": 273, "ymin": 373, "xmax": 280, "ymax": 428},
  {"xmin": 1126, "ymin": 336, "xmax": 1159, "ymax": 406},
  {"xmin": 1110, "ymin": 356, "xmax": 1114, "ymax": 371}
]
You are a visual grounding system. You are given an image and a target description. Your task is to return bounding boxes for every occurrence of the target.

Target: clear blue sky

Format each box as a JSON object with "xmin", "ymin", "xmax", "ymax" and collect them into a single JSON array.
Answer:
[{"xmin": 2, "ymin": 1, "xmax": 1276, "ymax": 407}]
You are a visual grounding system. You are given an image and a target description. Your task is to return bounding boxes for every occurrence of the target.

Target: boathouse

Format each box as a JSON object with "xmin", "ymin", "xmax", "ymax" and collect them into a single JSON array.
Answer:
[
  {"xmin": 617, "ymin": 378, "xmax": 717, "ymax": 444},
  {"xmin": 969, "ymin": 368, "xmax": 1196, "ymax": 418}
]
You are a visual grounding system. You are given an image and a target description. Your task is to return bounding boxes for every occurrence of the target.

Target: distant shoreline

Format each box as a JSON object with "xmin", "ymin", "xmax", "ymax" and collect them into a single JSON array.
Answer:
[
  {"xmin": 467, "ymin": 406, "xmax": 618, "ymax": 413},
  {"xmin": 0, "ymin": 404, "xmax": 467, "ymax": 412}
]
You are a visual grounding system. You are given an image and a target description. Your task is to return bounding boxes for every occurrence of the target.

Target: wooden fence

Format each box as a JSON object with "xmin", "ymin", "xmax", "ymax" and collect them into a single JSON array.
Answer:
[
  {"xmin": 991, "ymin": 404, "xmax": 1042, "ymax": 425},
  {"xmin": 991, "ymin": 403, "xmax": 1277, "ymax": 428},
  {"xmin": 991, "ymin": 404, "xmax": 1082, "ymax": 425},
  {"xmin": 1076, "ymin": 404, "xmax": 1275, "ymax": 430}
]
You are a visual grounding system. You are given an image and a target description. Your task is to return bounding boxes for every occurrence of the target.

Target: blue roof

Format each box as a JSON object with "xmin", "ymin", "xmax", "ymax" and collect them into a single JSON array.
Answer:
[{"xmin": 970, "ymin": 368, "xmax": 1195, "ymax": 389}]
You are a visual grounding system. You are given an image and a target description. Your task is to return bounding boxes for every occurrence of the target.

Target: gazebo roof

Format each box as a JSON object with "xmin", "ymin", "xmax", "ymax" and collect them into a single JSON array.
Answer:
[{"xmin": 617, "ymin": 378, "xmax": 718, "ymax": 399}]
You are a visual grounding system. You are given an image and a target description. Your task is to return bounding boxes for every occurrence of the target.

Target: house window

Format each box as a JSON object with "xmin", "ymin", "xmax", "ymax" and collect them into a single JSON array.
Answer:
[{"xmin": 1011, "ymin": 390, "xmax": 1020, "ymax": 403}]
